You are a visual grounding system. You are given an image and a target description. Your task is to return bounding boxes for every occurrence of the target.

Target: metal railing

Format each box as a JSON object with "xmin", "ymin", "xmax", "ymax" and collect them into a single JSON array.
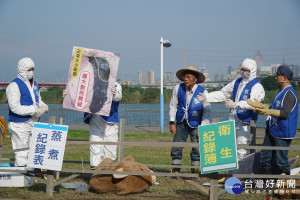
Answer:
[{"xmin": 1, "ymin": 118, "xmax": 300, "ymax": 199}]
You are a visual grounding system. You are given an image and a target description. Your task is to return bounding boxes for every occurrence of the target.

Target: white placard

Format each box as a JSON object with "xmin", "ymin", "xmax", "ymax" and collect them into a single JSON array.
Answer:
[
  {"xmin": 27, "ymin": 122, "xmax": 68, "ymax": 171},
  {"xmin": 62, "ymin": 46, "xmax": 120, "ymax": 116}
]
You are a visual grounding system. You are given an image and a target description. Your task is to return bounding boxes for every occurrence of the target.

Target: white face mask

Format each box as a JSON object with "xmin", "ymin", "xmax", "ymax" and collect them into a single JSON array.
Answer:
[
  {"xmin": 26, "ymin": 71, "xmax": 34, "ymax": 80},
  {"xmin": 241, "ymin": 71, "xmax": 250, "ymax": 79}
]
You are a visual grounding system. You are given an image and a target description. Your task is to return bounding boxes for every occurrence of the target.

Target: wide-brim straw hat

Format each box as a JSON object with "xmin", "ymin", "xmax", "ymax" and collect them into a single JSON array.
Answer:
[{"xmin": 176, "ymin": 66, "xmax": 205, "ymax": 83}]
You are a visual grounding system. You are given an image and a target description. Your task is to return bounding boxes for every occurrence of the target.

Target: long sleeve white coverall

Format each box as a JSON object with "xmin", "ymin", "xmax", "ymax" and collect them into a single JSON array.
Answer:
[
  {"xmin": 6, "ymin": 58, "xmax": 48, "ymax": 166},
  {"xmin": 205, "ymin": 60, "xmax": 265, "ymax": 160},
  {"xmin": 89, "ymin": 82, "xmax": 122, "ymax": 167}
]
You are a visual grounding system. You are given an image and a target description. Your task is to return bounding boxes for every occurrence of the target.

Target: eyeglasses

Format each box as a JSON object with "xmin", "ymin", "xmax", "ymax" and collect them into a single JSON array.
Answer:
[{"xmin": 182, "ymin": 75, "xmax": 195, "ymax": 79}]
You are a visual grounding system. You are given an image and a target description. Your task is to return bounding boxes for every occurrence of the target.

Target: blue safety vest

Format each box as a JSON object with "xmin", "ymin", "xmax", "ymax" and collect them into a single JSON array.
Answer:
[
  {"xmin": 176, "ymin": 83, "xmax": 204, "ymax": 128},
  {"xmin": 8, "ymin": 78, "xmax": 39, "ymax": 122},
  {"xmin": 233, "ymin": 77, "xmax": 259, "ymax": 124},
  {"xmin": 84, "ymin": 101, "xmax": 120, "ymax": 124},
  {"xmin": 269, "ymin": 86, "xmax": 298, "ymax": 139}
]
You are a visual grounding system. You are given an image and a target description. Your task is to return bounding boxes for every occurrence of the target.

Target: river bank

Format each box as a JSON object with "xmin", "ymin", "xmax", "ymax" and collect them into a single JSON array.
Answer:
[{"xmin": 68, "ymin": 124, "xmax": 300, "ymax": 139}]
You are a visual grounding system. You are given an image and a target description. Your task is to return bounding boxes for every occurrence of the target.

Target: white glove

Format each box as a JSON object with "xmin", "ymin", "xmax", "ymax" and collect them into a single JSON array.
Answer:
[
  {"xmin": 111, "ymin": 86, "xmax": 117, "ymax": 95},
  {"xmin": 41, "ymin": 104, "xmax": 49, "ymax": 113},
  {"xmin": 63, "ymin": 89, "xmax": 67, "ymax": 98},
  {"xmin": 225, "ymin": 99, "xmax": 236, "ymax": 109},
  {"xmin": 197, "ymin": 93, "xmax": 207, "ymax": 101},
  {"xmin": 34, "ymin": 107, "xmax": 46, "ymax": 118}
]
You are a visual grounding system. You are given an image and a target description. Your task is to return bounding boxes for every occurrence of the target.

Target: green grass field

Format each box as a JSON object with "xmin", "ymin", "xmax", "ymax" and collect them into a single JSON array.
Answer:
[{"xmin": 0, "ymin": 130, "xmax": 299, "ymax": 200}]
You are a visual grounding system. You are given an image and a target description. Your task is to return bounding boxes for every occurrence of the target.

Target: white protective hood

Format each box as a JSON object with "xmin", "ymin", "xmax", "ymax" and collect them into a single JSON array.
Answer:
[
  {"xmin": 17, "ymin": 57, "xmax": 35, "ymax": 81},
  {"xmin": 241, "ymin": 58, "xmax": 257, "ymax": 81}
]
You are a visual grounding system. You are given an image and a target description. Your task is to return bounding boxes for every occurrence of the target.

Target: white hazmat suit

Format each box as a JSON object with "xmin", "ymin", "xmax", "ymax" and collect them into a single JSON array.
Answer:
[
  {"xmin": 89, "ymin": 82, "xmax": 122, "ymax": 167},
  {"xmin": 6, "ymin": 57, "xmax": 48, "ymax": 166},
  {"xmin": 199, "ymin": 58, "xmax": 265, "ymax": 160}
]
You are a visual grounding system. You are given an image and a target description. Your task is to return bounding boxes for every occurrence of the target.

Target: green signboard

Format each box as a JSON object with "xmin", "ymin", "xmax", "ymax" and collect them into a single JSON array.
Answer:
[{"xmin": 198, "ymin": 120, "xmax": 238, "ymax": 174}]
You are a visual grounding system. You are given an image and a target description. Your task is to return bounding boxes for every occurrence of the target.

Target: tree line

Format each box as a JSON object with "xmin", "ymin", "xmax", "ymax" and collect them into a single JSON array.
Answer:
[
  {"xmin": 0, "ymin": 86, "xmax": 173, "ymax": 104},
  {"xmin": 0, "ymin": 76, "xmax": 298, "ymax": 104}
]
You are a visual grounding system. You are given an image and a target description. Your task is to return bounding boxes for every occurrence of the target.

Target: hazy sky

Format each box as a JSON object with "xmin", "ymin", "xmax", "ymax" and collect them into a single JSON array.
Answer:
[{"xmin": 1, "ymin": 0, "xmax": 300, "ymax": 82}]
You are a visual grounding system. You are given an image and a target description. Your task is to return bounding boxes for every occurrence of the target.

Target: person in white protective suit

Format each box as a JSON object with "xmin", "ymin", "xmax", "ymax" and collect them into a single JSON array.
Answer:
[
  {"xmin": 6, "ymin": 57, "xmax": 48, "ymax": 167},
  {"xmin": 197, "ymin": 58, "xmax": 265, "ymax": 160},
  {"xmin": 83, "ymin": 82, "xmax": 122, "ymax": 169}
]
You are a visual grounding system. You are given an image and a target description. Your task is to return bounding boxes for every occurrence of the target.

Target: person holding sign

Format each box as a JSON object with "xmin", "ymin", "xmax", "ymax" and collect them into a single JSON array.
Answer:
[
  {"xmin": 84, "ymin": 82, "xmax": 122, "ymax": 169},
  {"xmin": 197, "ymin": 58, "xmax": 265, "ymax": 160},
  {"xmin": 248, "ymin": 65, "xmax": 298, "ymax": 175},
  {"xmin": 6, "ymin": 57, "xmax": 48, "ymax": 167},
  {"xmin": 169, "ymin": 66, "xmax": 211, "ymax": 174}
]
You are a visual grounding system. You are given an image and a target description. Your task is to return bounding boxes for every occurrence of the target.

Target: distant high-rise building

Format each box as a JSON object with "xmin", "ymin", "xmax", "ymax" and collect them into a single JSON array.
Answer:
[
  {"xmin": 137, "ymin": 71, "xmax": 146, "ymax": 85},
  {"xmin": 259, "ymin": 66, "xmax": 272, "ymax": 76},
  {"xmin": 289, "ymin": 64, "xmax": 300, "ymax": 78},
  {"xmin": 165, "ymin": 72, "xmax": 175, "ymax": 83},
  {"xmin": 148, "ymin": 71, "xmax": 155, "ymax": 85},
  {"xmin": 254, "ymin": 50, "xmax": 264, "ymax": 76},
  {"xmin": 227, "ymin": 66, "xmax": 233, "ymax": 75},
  {"xmin": 200, "ymin": 65, "xmax": 210, "ymax": 82},
  {"xmin": 270, "ymin": 64, "xmax": 281, "ymax": 76},
  {"xmin": 214, "ymin": 73, "xmax": 225, "ymax": 81},
  {"xmin": 270, "ymin": 64, "xmax": 299, "ymax": 78}
]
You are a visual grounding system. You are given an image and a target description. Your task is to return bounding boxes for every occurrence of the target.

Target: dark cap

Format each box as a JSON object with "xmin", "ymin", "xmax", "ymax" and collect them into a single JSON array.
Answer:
[{"xmin": 276, "ymin": 65, "xmax": 293, "ymax": 80}]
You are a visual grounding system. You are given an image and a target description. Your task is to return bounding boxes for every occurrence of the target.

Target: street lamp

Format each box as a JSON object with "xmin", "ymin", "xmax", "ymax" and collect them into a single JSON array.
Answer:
[{"xmin": 160, "ymin": 37, "xmax": 171, "ymax": 133}]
